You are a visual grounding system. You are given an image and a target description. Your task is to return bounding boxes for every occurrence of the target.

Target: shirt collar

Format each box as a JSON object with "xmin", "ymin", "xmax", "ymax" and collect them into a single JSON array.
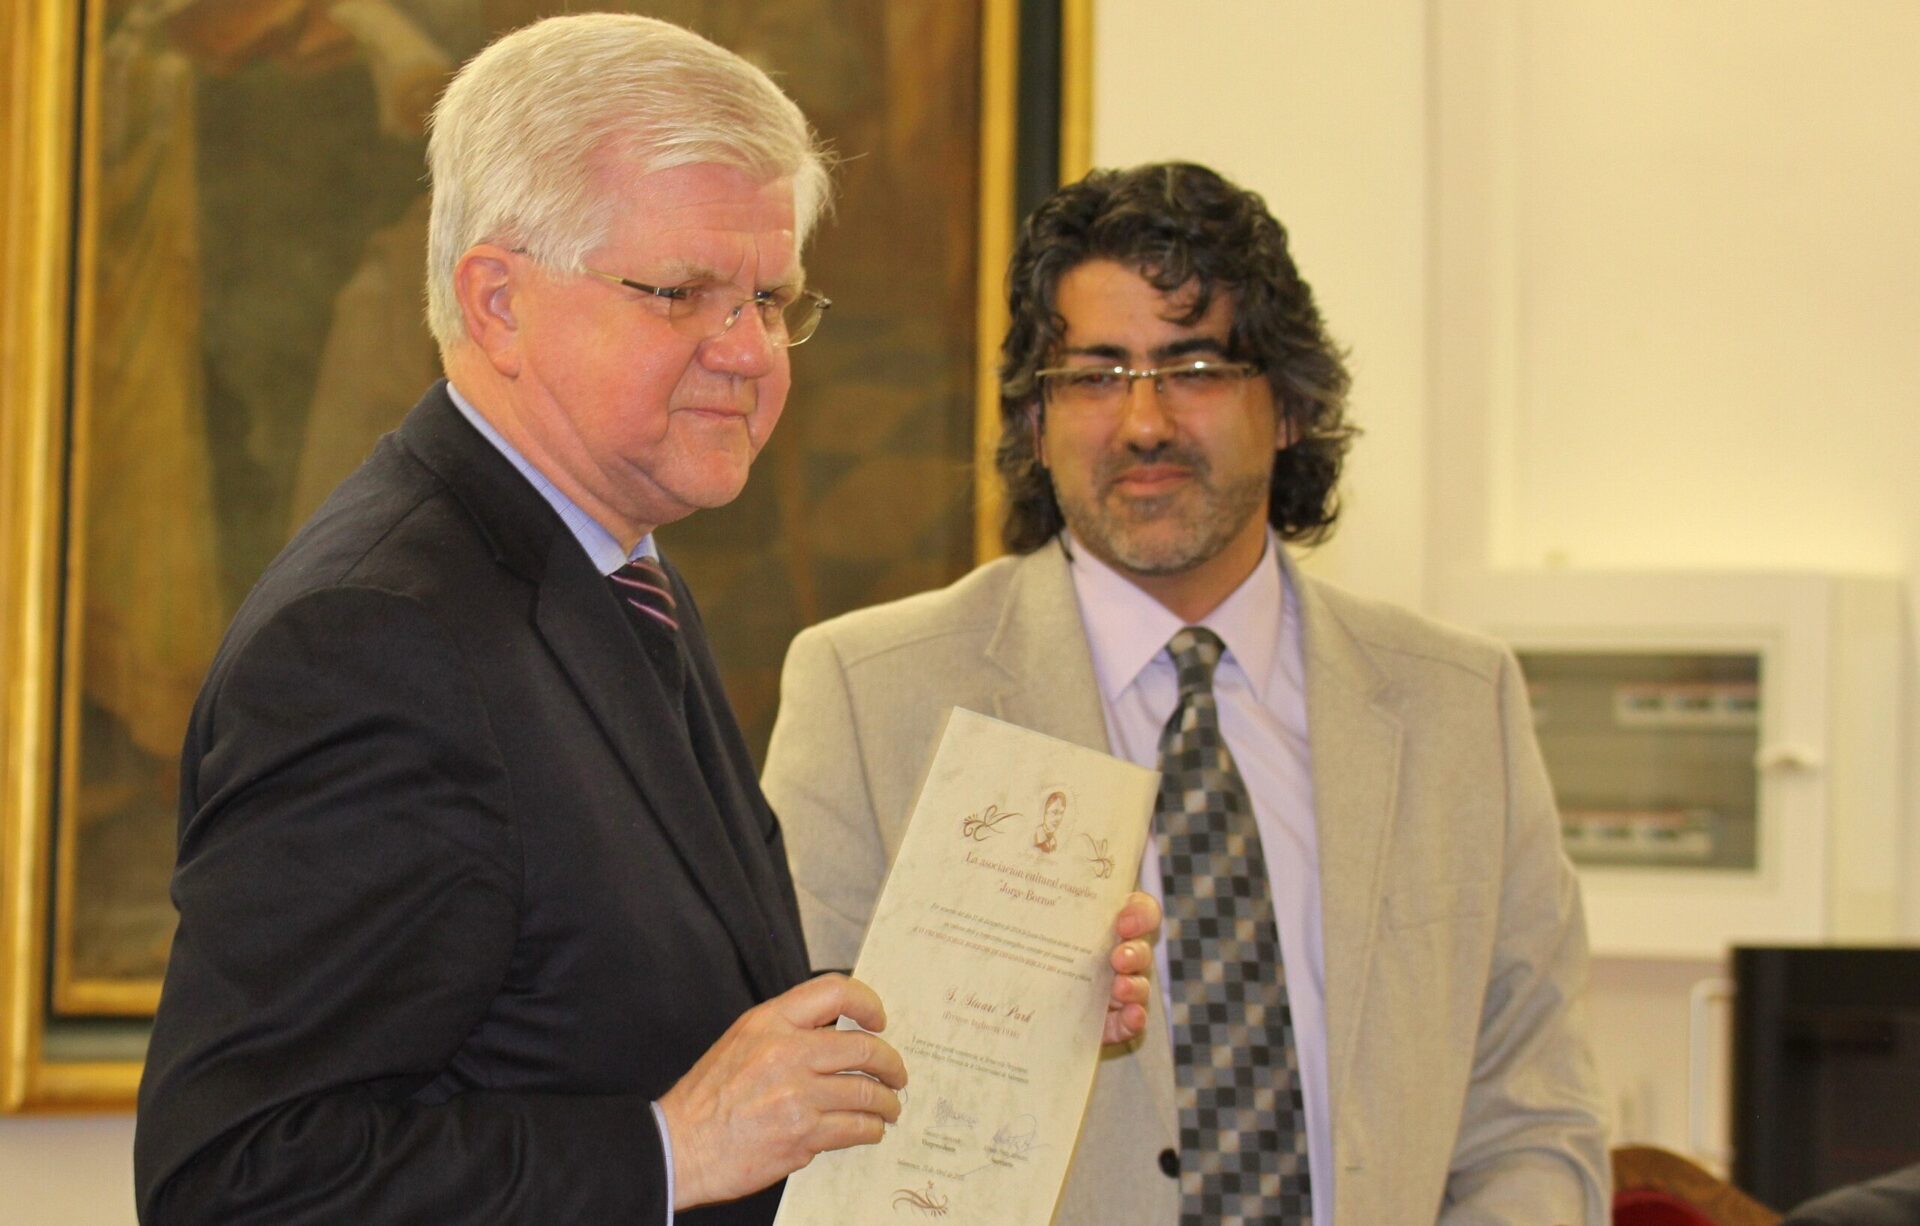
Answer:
[
  {"xmin": 1065, "ymin": 529, "xmax": 1286, "ymax": 701},
  {"xmin": 446, "ymin": 381, "xmax": 657, "ymax": 575}
]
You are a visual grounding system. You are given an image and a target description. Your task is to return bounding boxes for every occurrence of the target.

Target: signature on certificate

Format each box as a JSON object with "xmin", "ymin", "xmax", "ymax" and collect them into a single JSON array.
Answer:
[
  {"xmin": 989, "ymin": 1115, "xmax": 1041, "ymax": 1158},
  {"xmin": 932, "ymin": 1097, "xmax": 979, "ymax": 1130}
]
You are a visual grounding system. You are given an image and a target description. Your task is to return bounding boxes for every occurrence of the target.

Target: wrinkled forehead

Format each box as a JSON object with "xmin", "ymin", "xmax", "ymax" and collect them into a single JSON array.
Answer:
[{"xmin": 595, "ymin": 158, "xmax": 803, "ymax": 282}]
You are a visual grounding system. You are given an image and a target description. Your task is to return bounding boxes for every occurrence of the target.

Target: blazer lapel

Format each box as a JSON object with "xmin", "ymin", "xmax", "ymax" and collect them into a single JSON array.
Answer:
[
  {"xmin": 985, "ymin": 542, "xmax": 1111, "ymax": 752},
  {"xmin": 1290, "ymin": 560, "xmax": 1404, "ymax": 1109},
  {"xmin": 988, "ymin": 540, "xmax": 1179, "ymax": 1128},
  {"xmin": 535, "ymin": 535, "xmax": 792, "ymax": 999},
  {"xmin": 397, "ymin": 385, "xmax": 791, "ymax": 1000},
  {"xmin": 670, "ymin": 560, "xmax": 810, "ymax": 990}
]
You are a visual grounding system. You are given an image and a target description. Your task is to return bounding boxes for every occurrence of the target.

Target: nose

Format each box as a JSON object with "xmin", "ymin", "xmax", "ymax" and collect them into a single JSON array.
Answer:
[
  {"xmin": 699, "ymin": 302, "xmax": 779, "ymax": 378},
  {"xmin": 1116, "ymin": 372, "xmax": 1176, "ymax": 448}
]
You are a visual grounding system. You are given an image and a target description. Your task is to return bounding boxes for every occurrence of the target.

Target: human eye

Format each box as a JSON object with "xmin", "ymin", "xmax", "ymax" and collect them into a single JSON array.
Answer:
[
  {"xmin": 753, "ymin": 286, "xmax": 798, "ymax": 324},
  {"xmin": 1165, "ymin": 362, "xmax": 1231, "ymax": 389},
  {"xmin": 668, "ymin": 280, "xmax": 723, "ymax": 307},
  {"xmin": 659, "ymin": 281, "xmax": 744, "ymax": 330},
  {"xmin": 1062, "ymin": 368, "xmax": 1125, "ymax": 394}
]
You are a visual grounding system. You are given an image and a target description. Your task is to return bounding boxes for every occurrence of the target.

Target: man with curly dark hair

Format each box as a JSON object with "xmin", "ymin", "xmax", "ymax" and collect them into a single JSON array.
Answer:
[
  {"xmin": 993, "ymin": 162, "xmax": 1356, "ymax": 561},
  {"xmin": 763, "ymin": 162, "xmax": 1609, "ymax": 1225}
]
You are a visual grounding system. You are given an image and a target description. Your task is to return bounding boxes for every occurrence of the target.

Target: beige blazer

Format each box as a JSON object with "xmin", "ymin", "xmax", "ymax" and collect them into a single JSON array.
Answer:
[{"xmin": 762, "ymin": 541, "xmax": 1609, "ymax": 1225}]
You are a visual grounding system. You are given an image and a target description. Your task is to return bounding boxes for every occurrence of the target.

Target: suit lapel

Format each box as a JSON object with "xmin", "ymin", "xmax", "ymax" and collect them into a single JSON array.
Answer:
[
  {"xmin": 1289, "ymin": 560, "xmax": 1404, "ymax": 1108},
  {"xmin": 396, "ymin": 385, "xmax": 792, "ymax": 1000},
  {"xmin": 987, "ymin": 541, "xmax": 1179, "ymax": 1128},
  {"xmin": 670, "ymin": 560, "xmax": 810, "ymax": 989},
  {"xmin": 535, "ymin": 548, "xmax": 791, "ymax": 998},
  {"xmin": 985, "ymin": 542, "xmax": 1111, "ymax": 751}
]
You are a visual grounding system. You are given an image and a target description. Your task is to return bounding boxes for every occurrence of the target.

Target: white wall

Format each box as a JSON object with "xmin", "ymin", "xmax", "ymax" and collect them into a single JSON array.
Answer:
[{"xmin": 1461, "ymin": 3, "xmax": 1918, "ymax": 577}]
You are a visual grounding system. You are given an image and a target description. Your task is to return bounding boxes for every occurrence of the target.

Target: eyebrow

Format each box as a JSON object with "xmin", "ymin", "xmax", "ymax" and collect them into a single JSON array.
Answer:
[
  {"xmin": 639, "ymin": 258, "xmax": 805, "ymax": 294},
  {"xmin": 1058, "ymin": 335, "xmax": 1231, "ymax": 364}
]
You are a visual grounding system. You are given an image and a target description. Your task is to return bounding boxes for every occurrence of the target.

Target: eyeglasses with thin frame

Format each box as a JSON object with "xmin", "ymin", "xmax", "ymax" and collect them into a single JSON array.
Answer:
[
  {"xmin": 584, "ymin": 268, "xmax": 832, "ymax": 347},
  {"xmin": 1034, "ymin": 359, "xmax": 1262, "ymax": 411}
]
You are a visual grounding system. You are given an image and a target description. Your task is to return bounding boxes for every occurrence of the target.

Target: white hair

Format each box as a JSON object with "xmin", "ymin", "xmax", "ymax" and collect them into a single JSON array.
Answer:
[{"xmin": 424, "ymin": 12, "xmax": 832, "ymax": 352}]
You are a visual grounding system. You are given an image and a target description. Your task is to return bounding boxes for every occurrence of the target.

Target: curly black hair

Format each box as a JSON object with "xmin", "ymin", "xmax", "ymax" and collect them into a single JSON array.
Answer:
[{"xmin": 994, "ymin": 162, "xmax": 1355, "ymax": 554}]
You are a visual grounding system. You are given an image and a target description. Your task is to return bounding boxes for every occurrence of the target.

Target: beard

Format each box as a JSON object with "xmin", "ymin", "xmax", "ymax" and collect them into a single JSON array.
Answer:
[{"xmin": 1056, "ymin": 443, "xmax": 1271, "ymax": 577}]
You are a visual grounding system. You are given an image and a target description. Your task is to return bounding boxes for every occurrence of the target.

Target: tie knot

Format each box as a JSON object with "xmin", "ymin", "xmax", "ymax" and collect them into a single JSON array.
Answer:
[
  {"xmin": 1166, "ymin": 626, "xmax": 1225, "ymax": 696},
  {"xmin": 609, "ymin": 556, "xmax": 678, "ymax": 632}
]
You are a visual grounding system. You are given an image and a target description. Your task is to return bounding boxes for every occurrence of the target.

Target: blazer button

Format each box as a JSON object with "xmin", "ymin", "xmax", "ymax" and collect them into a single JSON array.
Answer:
[{"xmin": 1158, "ymin": 1148, "xmax": 1180, "ymax": 1178}]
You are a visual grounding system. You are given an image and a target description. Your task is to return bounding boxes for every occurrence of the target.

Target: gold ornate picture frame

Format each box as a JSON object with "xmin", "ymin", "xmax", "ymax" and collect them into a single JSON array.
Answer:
[{"xmin": 2, "ymin": 0, "xmax": 1091, "ymax": 1111}]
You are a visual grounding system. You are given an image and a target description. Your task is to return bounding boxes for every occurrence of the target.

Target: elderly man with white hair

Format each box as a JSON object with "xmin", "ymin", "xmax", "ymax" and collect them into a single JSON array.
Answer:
[{"xmin": 134, "ymin": 14, "xmax": 1161, "ymax": 1224}]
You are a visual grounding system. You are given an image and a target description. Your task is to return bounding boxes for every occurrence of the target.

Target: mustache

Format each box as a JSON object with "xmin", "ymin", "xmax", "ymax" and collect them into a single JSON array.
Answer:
[{"xmin": 1094, "ymin": 444, "xmax": 1210, "ymax": 490}]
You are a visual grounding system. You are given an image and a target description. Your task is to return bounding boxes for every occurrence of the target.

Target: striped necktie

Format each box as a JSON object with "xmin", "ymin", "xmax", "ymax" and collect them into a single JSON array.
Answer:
[{"xmin": 609, "ymin": 556, "xmax": 678, "ymax": 633}]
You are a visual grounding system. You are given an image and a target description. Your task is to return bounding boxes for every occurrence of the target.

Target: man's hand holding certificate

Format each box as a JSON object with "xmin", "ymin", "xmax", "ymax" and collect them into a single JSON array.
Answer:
[{"xmin": 775, "ymin": 709, "xmax": 1160, "ymax": 1226}]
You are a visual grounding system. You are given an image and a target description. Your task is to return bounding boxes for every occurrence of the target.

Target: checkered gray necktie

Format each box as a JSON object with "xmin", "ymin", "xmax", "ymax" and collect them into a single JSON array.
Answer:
[{"xmin": 1155, "ymin": 626, "xmax": 1312, "ymax": 1225}]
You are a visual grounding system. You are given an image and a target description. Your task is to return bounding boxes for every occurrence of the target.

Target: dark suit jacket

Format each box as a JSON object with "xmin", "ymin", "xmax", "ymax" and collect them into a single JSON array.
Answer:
[{"xmin": 135, "ymin": 384, "xmax": 811, "ymax": 1225}]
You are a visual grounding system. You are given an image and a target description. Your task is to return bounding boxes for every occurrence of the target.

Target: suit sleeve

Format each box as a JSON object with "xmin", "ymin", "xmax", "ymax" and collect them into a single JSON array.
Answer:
[
  {"xmin": 760, "ymin": 625, "xmax": 890, "ymax": 973},
  {"xmin": 1439, "ymin": 649, "xmax": 1612, "ymax": 1225},
  {"xmin": 134, "ymin": 587, "xmax": 668, "ymax": 1226}
]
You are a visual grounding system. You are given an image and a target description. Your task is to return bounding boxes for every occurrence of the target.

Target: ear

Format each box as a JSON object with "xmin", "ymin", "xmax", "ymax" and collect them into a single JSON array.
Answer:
[
  {"xmin": 1274, "ymin": 402, "xmax": 1297, "ymax": 452},
  {"xmin": 454, "ymin": 244, "xmax": 524, "ymax": 377},
  {"xmin": 1029, "ymin": 402, "xmax": 1049, "ymax": 469}
]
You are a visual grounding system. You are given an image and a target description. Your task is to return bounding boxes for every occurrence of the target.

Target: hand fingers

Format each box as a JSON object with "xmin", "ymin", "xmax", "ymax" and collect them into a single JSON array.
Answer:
[
  {"xmin": 829, "ymin": 975, "xmax": 889, "ymax": 1034},
  {"xmin": 1103, "ymin": 1001, "xmax": 1149, "ymax": 1045},
  {"xmin": 808, "ymin": 1026, "xmax": 908, "ymax": 1089},
  {"xmin": 809, "ymin": 1109, "xmax": 891, "ymax": 1154},
  {"xmin": 1109, "ymin": 938, "xmax": 1152, "ymax": 975},
  {"xmin": 812, "ymin": 1066, "xmax": 904, "ymax": 1122},
  {"xmin": 1107, "ymin": 970, "xmax": 1150, "ymax": 1010},
  {"xmin": 772, "ymin": 972, "xmax": 888, "ymax": 1032},
  {"xmin": 1114, "ymin": 891, "xmax": 1162, "ymax": 941}
]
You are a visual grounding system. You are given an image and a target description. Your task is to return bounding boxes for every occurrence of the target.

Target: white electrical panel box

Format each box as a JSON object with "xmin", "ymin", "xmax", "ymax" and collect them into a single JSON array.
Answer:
[{"xmin": 1441, "ymin": 570, "xmax": 1905, "ymax": 958}]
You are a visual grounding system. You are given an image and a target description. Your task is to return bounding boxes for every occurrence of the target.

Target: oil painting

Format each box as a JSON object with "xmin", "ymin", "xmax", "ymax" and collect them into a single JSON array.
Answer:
[{"xmin": 1, "ymin": 0, "xmax": 1085, "ymax": 1109}]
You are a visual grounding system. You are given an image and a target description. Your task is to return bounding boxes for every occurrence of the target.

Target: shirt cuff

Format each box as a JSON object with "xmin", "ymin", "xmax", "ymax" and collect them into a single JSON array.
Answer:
[{"xmin": 650, "ymin": 1100, "xmax": 676, "ymax": 1226}]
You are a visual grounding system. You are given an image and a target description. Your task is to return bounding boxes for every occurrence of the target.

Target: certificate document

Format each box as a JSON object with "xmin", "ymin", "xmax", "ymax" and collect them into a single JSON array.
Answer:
[{"xmin": 774, "ymin": 707, "xmax": 1157, "ymax": 1226}]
